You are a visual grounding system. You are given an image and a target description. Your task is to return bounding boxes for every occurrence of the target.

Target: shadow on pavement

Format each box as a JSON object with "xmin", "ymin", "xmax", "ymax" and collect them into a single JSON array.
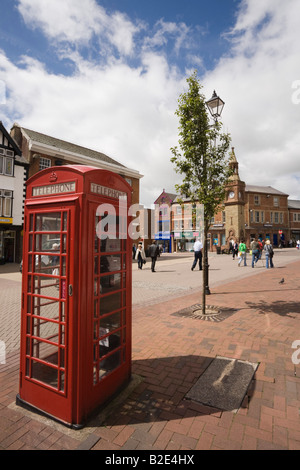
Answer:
[
  {"xmin": 88, "ymin": 354, "xmax": 256, "ymax": 428},
  {"xmin": 245, "ymin": 299, "xmax": 300, "ymax": 317}
]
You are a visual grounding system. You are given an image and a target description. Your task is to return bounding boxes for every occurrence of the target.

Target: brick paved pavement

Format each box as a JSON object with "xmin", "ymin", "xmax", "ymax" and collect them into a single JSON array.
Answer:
[{"xmin": 0, "ymin": 251, "xmax": 299, "ymax": 450}]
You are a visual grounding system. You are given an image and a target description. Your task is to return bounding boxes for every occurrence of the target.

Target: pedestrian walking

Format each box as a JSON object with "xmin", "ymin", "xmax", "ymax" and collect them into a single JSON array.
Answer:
[
  {"xmin": 191, "ymin": 238, "xmax": 203, "ymax": 271},
  {"xmin": 264, "ymin": 239, "xmax": 274, "ymax": 268},
  {"xmin": 135, "ymin": 242, "xmax": 146, "ymax": 269},
  {"xmin": 250, "ymin": 238, "xmax": 260, "ymax": 268},
  {"xmin": 258, "ymin": 239, "xmax": 263, "ymax": 259},
  {"xmin": 238, "ymin": 239, "xmax": 247, "ymax": 266},
  {"xmin": 148, "ymin": 240, "xmax": 160, "ymax": 272},
  {"xmin": 232, "ymin": 240, "xmax": 238, "ymax": 259}
]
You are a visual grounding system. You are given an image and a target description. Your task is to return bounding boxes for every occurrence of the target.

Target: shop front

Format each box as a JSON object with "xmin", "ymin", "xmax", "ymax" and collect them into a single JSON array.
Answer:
[
  {"xmin": 0, "ymin": 225, "xmax": 22, "ymax": 263},
  {"xmin": 155, "ymin": 231, "xmax": 171, "ymax": 253},
  {"xmin": 173, "ymin": 231, "xmax": 200, "ymax": 252}
]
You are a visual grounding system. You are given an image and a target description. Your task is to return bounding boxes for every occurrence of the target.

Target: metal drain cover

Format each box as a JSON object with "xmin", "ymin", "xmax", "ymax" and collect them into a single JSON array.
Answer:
[
  {"xmin": 185, "ymin": 356, "xmax": 259, "ymax": 412},
  {"xmin": 171, "ymin": 304, "xmax": 237, "ymax": 322},
  {"xmin": 192, "ymin": 306, "xmax": 220, "ymax": 316}
]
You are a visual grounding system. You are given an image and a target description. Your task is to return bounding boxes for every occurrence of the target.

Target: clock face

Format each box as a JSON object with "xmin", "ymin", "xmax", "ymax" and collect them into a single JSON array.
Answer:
[{"xmin": 229, "ymin": 191, "xmax": 235, "ymax": 199}]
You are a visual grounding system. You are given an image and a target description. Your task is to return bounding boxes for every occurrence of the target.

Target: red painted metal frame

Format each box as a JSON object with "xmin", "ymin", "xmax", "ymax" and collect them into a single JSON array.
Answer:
[{"xmin": 18, "ymin": 166, "xmax": 132, "ymax": 428}]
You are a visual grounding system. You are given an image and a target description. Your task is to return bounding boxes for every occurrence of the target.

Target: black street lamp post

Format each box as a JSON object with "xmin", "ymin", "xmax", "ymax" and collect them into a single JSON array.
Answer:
[{"xmin": 204, "ymin": 90, "xmax": 225, "ymax": 295}]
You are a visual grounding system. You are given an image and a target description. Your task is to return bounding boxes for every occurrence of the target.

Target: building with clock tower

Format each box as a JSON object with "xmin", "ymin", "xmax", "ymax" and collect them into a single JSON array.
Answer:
[
  {"xmin": 156, "ymin": 146, "xmax": 299, "ymax": 252},
  {"xmin": 224, "ymin": 147, "xmax": 246, "ymax": 245}
]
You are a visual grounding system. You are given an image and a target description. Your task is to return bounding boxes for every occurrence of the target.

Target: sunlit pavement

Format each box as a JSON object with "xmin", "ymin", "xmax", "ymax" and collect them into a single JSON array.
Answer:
[{"xmin": 0, "ymin": 249, "xmax": 299, "ymax": 450}]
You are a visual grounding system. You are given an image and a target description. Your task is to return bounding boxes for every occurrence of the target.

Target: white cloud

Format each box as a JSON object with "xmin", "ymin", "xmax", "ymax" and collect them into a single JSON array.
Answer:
[
  {"xmin": 0, "ymin": 0, "xmax": 299, "ymax": 208},
  {"xmin": 0, "ymin": 45, "xmax": 185, "ymax": 205},
  {"xmin": 143, "ymin": 19, "xmax": 191, "ymax": 55},
  {"xmin": 17, "ymin": 0, "xmax": 142, "ymax": 57},
  {"xmin": 17, "ymin": 0, "xmax": 105, "ymax": 43},
  {"xmin": 203, "ymin": 0, "xmax": 300, "ymax": 200}
]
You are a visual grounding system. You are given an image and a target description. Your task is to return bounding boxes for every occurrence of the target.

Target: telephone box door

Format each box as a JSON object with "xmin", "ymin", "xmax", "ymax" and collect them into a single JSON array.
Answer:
[
  {"xmin": 84, "ymin": 197, "xmax": 132, "ymax": 416},
  {"xmin": 19, "ymin": 203, "xmax": 77, "ymax": 425}
]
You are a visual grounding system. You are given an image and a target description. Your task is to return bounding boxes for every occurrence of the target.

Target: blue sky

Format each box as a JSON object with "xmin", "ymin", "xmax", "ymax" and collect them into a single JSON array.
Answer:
[{"xmin": 0, "ymin": 0, "xmax": 299, "ymax": 207}]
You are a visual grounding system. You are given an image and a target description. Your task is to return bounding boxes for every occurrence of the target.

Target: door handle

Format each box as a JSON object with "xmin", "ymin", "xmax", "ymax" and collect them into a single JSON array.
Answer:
[{"xmin": 68, "ymin": 284, "xmax": 73, "ymax": 296}]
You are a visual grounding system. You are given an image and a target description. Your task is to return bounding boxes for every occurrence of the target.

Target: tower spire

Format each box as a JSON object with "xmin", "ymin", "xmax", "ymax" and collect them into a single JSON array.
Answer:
[{"xmin": 229, "ymin": 147, "xmax": 240, "ymax": 181}]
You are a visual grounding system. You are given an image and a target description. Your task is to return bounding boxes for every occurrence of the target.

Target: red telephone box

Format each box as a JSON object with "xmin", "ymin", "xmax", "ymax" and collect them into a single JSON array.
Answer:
[{"xmin": 17, "ymin": 165, "xmax": 132, "ymax": 428}]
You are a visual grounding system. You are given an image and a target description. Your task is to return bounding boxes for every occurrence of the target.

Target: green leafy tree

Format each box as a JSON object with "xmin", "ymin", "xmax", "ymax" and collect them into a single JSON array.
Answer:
[{"xmin": 171, "ymin": 71, "xmax": 232, "ymax": 314}]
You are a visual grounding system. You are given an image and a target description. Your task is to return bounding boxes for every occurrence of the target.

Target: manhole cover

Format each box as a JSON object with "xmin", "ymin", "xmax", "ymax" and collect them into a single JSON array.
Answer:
[{"xmin": 185, "ymin": 356, "xmax": 259, "ymax": 412}]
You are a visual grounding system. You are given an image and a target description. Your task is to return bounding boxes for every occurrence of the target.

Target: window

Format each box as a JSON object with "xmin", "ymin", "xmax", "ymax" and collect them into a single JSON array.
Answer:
[
  {"xmin": 253, "ymin": 211, "xmax": 264, "ymax": 223},
  {"xmin": 0, "ymin": 156, "xmax": 14, "ymax": 176},
  {"xmin": 39, "ymin": 157, "xmax": 51, "ymax": 171},
  {"xmin": 274, "ymin": 197, "xmax": 279, "ymax": 207},
  {"xmin": 5, "ymin": 157, "xmax": 13, "ymax": 176},
  {"xmin": 0, "ymin": 190, "xmax": 13, "ymax": 217},
  {"xmin": 254, "ymin": 195, "xmax": 260, "ymax": 205}
]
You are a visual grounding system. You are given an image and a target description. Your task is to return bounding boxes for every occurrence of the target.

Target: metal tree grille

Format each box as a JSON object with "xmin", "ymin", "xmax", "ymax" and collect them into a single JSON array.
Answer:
[{"xmin": 24, "ymin": 211, "xmax": 69, "ymax": 393}]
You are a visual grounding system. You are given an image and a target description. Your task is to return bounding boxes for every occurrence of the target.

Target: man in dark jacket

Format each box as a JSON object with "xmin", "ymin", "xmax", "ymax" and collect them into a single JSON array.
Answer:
[{"xmin": 148, "ymin": 240, "xmax": 160, "ymax": 272}]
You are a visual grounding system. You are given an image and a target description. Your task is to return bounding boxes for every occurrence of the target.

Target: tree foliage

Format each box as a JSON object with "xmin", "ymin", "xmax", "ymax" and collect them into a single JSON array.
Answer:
[
  {"xmin": 170, "ymin": 71, "xmax": 232, "ymax": 313},
  {"xmin": 171, "ymin": 71, "xmax": 232, "ymax": 226}
]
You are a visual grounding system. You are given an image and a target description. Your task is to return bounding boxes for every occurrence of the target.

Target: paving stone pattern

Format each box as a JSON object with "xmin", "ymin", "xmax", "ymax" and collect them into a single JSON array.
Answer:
[{"xmin": 0, "ymin": 251, "xmax": 299, "ymax": 450}]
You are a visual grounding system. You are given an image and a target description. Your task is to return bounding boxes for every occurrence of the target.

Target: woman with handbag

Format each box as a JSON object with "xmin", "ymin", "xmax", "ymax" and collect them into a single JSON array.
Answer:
[
  {"xmin": 135, "ymin": 242, "xmax": 146, "ymax": 269},
  {"xmin": 264, "ymin": 239, "xmax": 274, "ymax": 268}
]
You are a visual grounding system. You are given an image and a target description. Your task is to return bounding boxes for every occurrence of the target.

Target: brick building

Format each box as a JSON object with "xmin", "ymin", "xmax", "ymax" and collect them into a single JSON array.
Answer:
[
  {"xmin": 288, "ymin": 199, "xmax": 300, "ymax": 243},
  {"xmin": 10, "ymin": 123, "xmax": 142, "ymax": 206},
  {"xmin": 153, "ymin": 189, "xmax": 177, "ymax": 252},
  {"xmin": 155, "ymin": 148, "xmax": 300, "ymax": 252}
]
